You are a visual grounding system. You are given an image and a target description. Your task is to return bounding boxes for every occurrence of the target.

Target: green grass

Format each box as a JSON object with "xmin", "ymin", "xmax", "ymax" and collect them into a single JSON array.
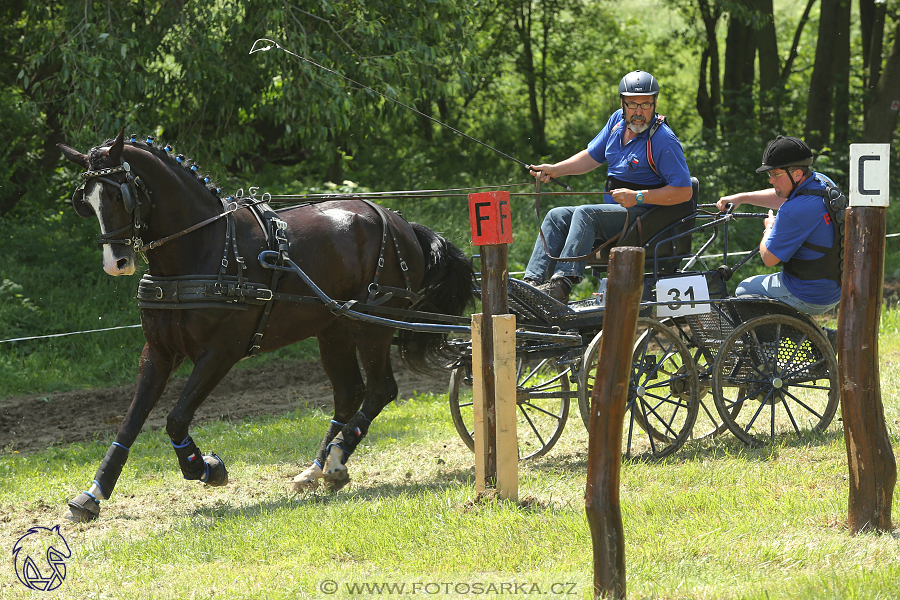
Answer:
[{"xmin": 2, "ymin": 357, "xmax": 900, "ymax": 600}]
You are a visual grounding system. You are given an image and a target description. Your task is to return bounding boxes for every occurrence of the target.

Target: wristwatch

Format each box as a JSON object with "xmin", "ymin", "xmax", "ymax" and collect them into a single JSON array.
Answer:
[{"xmin": 635, "ymin": 191, "xmax": 644, "ymax": 205}]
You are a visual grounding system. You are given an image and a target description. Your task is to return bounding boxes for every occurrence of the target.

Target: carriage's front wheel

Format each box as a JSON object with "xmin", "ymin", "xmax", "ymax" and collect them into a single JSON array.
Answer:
[
  {"xmin": 448, "ymin": 356, "xmax": 571, "ymax": 460},
  {"xmin": 711, "ymin": 314, "xmax": 840, "ymax": 447},
  {"xmin": 579, "ymin": 317, "xmax": 700, "ymax": 459}
]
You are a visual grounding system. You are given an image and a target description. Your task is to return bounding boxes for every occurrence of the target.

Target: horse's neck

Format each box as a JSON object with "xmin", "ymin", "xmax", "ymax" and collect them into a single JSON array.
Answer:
[{"xmin": 123, "ymin": 148, "xmax": 231, "ymax": 276}]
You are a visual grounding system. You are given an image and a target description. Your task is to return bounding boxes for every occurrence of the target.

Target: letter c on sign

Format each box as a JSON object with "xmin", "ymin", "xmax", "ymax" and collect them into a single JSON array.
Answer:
[{"xmin": 859, "ymin": 155, "xmax": 881, "ymax": 196}]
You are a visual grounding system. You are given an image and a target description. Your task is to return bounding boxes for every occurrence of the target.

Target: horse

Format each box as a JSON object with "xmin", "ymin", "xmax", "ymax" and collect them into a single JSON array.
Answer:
[{"xmin": 58, "ymin": 129, "xmax": 475, "ymax": 522}]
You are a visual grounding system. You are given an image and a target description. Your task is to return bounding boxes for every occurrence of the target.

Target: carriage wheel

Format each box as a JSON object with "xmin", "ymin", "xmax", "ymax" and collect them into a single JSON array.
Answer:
[
  {"xmin": 448, "ymin": 356, "xmax": 571, "ymax": 460},
  {"xmin": 711, "ymin": 314, "xmax": 839, "ymax": 447},
  {"xmin": 686, "ymin": 342, "xmax": 741, "ymax": 439},
  {"xmin": 578, "ymin": 317, "xmax": 700, "ymax": 459}
]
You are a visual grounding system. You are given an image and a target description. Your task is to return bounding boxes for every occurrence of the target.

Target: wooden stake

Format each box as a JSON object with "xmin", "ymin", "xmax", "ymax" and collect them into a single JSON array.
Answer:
[
  {"xmin": 838, "ymin": 206, "xmax": 897, "ymax": 533},
  {"xmin": 494, "ymin": 314, "xmax": 517, "ymax": 501},
  {"xmin": 585, "ymin": 247, "xmax": 644, "ymax": 599}
]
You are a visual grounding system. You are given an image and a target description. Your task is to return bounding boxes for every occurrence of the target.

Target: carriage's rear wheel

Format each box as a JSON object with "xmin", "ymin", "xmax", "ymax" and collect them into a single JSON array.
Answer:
[
  {"xmin": 578, "ymin": 317, "xmax": 700, "ymax": 459},
  {"xmin": 711, "ymin": 314, "xmax": 839, "ymax": 447},
  {"xmin": 449, "ymin": 356, "xmax": 571, "ymax": 460}
]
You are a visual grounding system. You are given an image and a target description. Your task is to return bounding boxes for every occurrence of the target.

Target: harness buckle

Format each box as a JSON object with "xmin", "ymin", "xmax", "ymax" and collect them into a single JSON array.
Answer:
[
  {"xmin": 256, "ymin": 289, "xmax": 274, "ymax": 301},
  {"xmin": 378, "ymin": 258, "xmax": 385, "ymax": 268},
  {"xmin": 222, "ymin": 258, "xmax": 229, "ymax": 268},
  {"xmin": 400, "ymin": 261, "xmax": 409, "ymax": 272}
]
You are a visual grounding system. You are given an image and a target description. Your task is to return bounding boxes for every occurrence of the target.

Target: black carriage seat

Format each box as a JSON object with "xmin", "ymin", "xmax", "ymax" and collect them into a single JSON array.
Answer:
[{"xmin": 588, "ymin": 176, "xmax": 699, "ymax": 277}]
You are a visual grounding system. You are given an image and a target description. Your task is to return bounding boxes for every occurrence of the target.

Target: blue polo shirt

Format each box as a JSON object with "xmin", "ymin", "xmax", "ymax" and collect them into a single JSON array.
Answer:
[
  {"xmin": 587, "ymin": 111, "xmax": 692, "ymax": 203},
  {"xmin": 767, "ymin": 172, "xmax": 841, "ymax": 305}
]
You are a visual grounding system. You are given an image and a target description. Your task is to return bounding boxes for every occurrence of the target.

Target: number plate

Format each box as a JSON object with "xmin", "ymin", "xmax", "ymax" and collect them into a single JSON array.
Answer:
[{"xmin": 656, "ymin": 275, "xmax": 711, "ymax": 317}]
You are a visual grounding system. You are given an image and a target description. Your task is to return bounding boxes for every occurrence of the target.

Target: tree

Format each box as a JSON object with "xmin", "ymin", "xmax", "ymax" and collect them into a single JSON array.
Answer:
[
  {"xmin": 0, "ymin": 0, "xmax": 482, "ymax": 214},
  {"xmin": 863, "ymin": 11, "xmax": 900, "ymax": 143},
  {"xmin": 804, "ymin": 0, "xmax": 852, "ymax": 150}
]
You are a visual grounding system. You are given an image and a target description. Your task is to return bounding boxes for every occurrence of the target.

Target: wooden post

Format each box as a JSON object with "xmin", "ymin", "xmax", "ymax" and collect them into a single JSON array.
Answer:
[
  {"xmin": 585, "ymin": 247, "xmax": 644, "ymax": 599},
  {"xmin": 494, "ymin": 313, "xmax": 518, "ymax": 501},
  {"xmin": 839, "ymin": 144, "xmax": 896, "ymax": 534},
  {"xmin": 469, "ymin": 192, "xmax": 515, "ymax": 495}
]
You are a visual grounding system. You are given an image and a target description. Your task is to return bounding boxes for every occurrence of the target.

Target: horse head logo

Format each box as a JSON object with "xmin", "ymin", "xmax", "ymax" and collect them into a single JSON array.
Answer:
[{"xmin": 12, "ymin": 525, "xmax": 72, "ymax": 591}]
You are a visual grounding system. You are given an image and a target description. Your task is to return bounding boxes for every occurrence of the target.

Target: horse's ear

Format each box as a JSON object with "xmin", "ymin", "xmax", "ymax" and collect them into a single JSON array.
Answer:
[
  {"xmin": 57, "ymin": 144, "xmax": 89, "ymax": 169},
  {"xmin": 109, "ymin": 127, "xmax": 126, "ymax": 162}
]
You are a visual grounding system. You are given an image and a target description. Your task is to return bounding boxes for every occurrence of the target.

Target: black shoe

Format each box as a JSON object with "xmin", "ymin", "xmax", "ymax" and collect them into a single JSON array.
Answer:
[{"xmin": 536, "ymin": 277, "xmax": 571, "ymax": 303}]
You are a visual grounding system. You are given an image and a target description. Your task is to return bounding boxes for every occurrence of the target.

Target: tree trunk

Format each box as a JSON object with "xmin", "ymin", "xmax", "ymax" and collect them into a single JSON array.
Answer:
[
  {"xmin": 781, "ymin": 0, "xmax": 819, "ymax": 81},
  {"xmin": 832, "ymin": 0, "xmax": 851, "ymax": 147},
  {"xmin": 722, "ymin": 1, "xmax": 757, "ymax": 131},
  {"xmin": 753, "ymin": 0, "xmax": 781, "ymax": 133},
  {"xmin": 696, "ymin": 0, "xmax": 722, "ymax": 135},
  {"xmin": 863, "ymin": 1, "xmax": 887, "ymax": 108},
  {"xmin": 863, "ymin": 16, "xmax": 900, "ymax": 143},
  {"xmin": 805, "ymin": 0, "xmax": 842, "ymax": 149},
  {"xmin": 512, "ymin": 1, "xmax": 548, "ymax": 156}
]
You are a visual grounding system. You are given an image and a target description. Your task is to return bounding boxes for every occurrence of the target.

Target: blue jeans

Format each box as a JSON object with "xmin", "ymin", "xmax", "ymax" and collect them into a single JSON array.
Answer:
[
  {"xmin": 735, "ymin": 272, "xmax": 839, "ymax": 315},
  {"xmin": 525, "ymin": 204, "xmax": 651, "ymax": 281}
]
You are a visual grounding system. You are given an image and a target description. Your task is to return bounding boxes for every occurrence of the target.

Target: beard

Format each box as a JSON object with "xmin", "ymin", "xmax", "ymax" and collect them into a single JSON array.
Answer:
[{"xmin": 626, "ymin": 115, "xmax": 651, "ymax": 133}]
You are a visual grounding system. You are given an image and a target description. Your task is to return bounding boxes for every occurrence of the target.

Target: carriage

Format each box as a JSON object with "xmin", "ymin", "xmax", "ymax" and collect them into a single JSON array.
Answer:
[
  {"xmin": 59, "ymin": 131, "xmax": 839, "ymax": 522},
  {"xmin": 447, "ymin": 177, "xmax": 840, "ymax": 460}
]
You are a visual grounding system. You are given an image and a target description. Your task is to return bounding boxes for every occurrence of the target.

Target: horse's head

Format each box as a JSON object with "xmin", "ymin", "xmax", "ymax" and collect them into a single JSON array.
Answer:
[{"xmin": 58, "ymin": 129, "xmax": 146, "ymax": 276}]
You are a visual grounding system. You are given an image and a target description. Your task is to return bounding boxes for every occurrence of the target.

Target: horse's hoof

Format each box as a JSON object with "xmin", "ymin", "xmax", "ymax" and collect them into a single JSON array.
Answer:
[
  {"xmin": 66, "ymin": 493, "xmax": 100, "ymax": 522},
  {"xmin": 290, "ymin": 476, "xmax": 320, "ymax": 492},
  {"xmin": 201, "ymin": 454, "xmax": 229, "ymax": 487},
  {"xmin": 323, "ymin": 468, "xmax": 351, "ymax": 492},
  {"xmin": 291, "ymin": 465, "xmax": 323, "ymax": 492}
]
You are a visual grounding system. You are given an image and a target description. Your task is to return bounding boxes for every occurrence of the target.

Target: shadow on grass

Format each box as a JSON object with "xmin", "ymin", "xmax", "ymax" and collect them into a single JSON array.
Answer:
[{"xmin": 519, "ymin": 426, "xmax": 846, "ymax": 474}]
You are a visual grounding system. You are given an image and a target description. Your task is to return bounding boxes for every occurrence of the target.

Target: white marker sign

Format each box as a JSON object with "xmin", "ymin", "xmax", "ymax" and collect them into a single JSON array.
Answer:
[
  {"xmin": 656, "ymin": 274, "xmax": 711, "ymax": 317},
  {"xmin": 849, "ymin": 144, "xmax": 890, "ymax": 207}
]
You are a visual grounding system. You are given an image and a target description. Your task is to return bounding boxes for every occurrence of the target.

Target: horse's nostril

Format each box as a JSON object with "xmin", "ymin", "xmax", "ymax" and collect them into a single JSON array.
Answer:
[{"xmin": 117, "ymin": 258, "xmax": 129, "ymax": 270}]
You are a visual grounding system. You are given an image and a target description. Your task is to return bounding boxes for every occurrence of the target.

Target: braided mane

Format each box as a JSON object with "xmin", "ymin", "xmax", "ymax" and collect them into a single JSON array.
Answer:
[{"xmin": 89, "ymin": 137, "xmax": 220, "ymax": 197}]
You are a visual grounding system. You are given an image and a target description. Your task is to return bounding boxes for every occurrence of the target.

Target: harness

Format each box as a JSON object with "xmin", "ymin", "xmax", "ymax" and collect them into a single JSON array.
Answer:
[
  {"xmin": 782, "ymin": 178, "xmax": 847, "ymax": 285},
  {"xmin": 74, "ymin": 157, "xmax": 422, "ymax": 358}
]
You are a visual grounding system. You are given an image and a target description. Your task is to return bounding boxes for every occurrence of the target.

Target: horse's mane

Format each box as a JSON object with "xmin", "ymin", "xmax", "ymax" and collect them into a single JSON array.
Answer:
[{"xmin": 90, "ymin": 137, "xmax": 220, "ymax": 198}]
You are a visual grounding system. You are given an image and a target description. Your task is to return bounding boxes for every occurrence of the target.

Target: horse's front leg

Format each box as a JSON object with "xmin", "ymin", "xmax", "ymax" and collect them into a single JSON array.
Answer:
[
  {"xmin": 67, "ymin": 343, "xmax": 181, "ymax": 522},
  {"xmin": 165, "ymin": 351, "xmax": 238, "ymax": 488}
]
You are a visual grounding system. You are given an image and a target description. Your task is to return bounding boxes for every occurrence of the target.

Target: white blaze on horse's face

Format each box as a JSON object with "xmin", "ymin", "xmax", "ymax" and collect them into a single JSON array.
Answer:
[{"xmin": 86, "ymin": 180, "xmax": 136, "ymax": 276}]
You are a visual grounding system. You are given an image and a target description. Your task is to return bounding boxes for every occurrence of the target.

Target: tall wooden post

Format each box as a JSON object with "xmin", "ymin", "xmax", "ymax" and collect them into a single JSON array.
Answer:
[
  {"xmin": 585, "ymin": 247, "xmax": 644, "ymax": 599},
  {"xmin": 469, "ymin": 191, "xmax": 516, "ymax": 499},
  {"xmin": 838, "ymin": 144, "xmax": 896, "ymax": 534}
]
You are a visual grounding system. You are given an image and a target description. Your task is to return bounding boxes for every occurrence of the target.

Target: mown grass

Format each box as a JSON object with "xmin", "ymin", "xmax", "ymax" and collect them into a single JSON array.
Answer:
[{"xmin": 2, "ymin": 341, "xmax": 900, "ymax": 599}]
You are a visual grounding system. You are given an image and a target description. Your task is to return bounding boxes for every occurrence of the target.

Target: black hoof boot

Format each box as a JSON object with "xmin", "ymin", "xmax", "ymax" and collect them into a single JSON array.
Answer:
[
  {"xmin": 200, "ymin": 453, "xmax": 228, "ymax": 487},
  {"xmin": 66, "ymin": 493, "xmax": 101, "ymax": 522}
]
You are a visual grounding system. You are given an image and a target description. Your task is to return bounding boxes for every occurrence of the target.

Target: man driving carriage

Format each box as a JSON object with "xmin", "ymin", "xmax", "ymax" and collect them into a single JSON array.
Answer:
[
  {"xmin": 524, "ymin": 70, "xmax": 693, "ymax": 303},
  {"xmin": 716, "ymin": 136, "xmax": 843, "ymax": 316}
]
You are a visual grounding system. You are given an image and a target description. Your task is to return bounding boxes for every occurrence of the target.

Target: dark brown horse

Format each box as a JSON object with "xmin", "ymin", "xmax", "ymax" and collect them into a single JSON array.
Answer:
[{"xmin": 58, "ymin": 130, "xmax": 474, "ymax": 522}]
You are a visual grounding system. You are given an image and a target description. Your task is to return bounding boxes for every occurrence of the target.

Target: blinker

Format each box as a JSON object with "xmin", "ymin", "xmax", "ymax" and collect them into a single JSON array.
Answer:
[{"xmin": 71, "ymin": 185, "xmax": 93, "ymax": 218}]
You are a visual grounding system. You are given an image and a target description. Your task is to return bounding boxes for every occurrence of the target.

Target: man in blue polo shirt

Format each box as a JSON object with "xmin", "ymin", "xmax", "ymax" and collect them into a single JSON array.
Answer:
[
  {"xmin": 716, "ymin": 136, "xmax": 842, "ymax": 315},
  {"xmin": 525, "ymin": 70, "xmax": 693, "ymax": 302}
]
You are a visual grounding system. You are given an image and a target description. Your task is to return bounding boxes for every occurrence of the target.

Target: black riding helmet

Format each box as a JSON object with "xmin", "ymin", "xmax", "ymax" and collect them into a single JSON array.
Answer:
[
  {"xmin": 619, "ymin": 71, "xmax": 660, "ymax": 97},
  {"xmin": 756, "ymin": 136, "xmax": 814, "ymax": 173}
]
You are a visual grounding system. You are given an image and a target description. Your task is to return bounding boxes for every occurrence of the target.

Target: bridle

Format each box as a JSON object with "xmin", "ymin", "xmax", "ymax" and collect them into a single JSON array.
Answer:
[
  {"xmin": 72, "ymin": 157, "xmax": 246, "ymax": 258},
  {"xmin": 73, "ymin": 161, "xmax": 150, "ymax": 250}
]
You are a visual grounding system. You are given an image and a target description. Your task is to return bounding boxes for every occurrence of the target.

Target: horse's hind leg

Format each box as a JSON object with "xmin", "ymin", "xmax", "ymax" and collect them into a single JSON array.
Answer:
[
  {"xmin": 67, "ymin": 344, "xmax": 182, "ymax": 522},
  {"xmin": 321, "ymin": 325, "xmax": 399, "ymax": 492},
  {"xmin": 292, "ymin": 325, "xmax": 366, "ymax": 492}
]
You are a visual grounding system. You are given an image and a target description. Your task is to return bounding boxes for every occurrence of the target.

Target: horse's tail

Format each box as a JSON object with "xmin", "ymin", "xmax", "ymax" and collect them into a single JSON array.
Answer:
[{"xmin": 397, "ymin": 222, "xmax": 476, "ymax": 374}]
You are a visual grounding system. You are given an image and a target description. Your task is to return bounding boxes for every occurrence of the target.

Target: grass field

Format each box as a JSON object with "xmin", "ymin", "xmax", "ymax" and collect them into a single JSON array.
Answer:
[{"xmin": 2, "ymin": 328, "xmax": 900, "ymax": 599}]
